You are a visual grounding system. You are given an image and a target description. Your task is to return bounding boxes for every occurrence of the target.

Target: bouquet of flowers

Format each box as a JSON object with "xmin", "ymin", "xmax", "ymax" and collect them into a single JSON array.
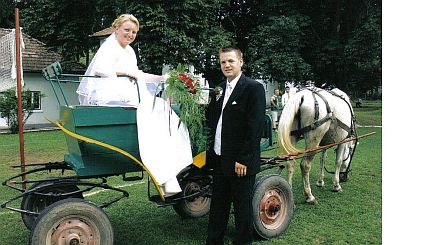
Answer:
[{"xmin": 163, "ymin": 64, "xmax": 209, "ymax": 153}]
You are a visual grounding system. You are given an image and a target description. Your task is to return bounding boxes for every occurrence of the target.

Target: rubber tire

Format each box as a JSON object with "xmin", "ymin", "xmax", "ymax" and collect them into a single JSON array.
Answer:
[
  {"xmin": 252, "ymin": 174, "xmax": 294, "ymax": 239},
  {"xmin": 30, "ymin": 198, "xmax": 113, "ymax": 245},
  {"xmin": 21, "ymin": 181, "xmax": 83, "ymax": 230},
  {"xmin": 172, "ymin": 179, "xmax": 211, "ymax": 218}
]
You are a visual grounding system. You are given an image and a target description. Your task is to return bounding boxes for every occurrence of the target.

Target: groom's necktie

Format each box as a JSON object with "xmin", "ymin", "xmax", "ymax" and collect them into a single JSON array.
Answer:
[{"xmin": 222, "ymin": 83, "xmax": 232, "ymax": 109}]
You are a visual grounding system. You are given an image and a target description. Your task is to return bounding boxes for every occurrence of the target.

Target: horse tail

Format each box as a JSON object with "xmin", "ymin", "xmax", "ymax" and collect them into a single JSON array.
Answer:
[{"xmin": 278, "ymin": 92, "xmax": 303, "ymax": 155}]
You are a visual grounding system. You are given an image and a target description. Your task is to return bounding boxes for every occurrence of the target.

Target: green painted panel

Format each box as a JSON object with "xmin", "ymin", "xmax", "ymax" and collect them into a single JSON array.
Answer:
[
  {"xmin": 71, "ymin": 106, "xmax": 137, "ymax": 126},
  {"xmin": 60, "ymin": 106, "xmax": 142, "ymax": 177}
]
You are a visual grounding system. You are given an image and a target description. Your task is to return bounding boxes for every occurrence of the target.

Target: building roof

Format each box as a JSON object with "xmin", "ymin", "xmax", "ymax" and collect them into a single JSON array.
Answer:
[
  {"xmin": 0, "ymin": 28, "xmax": 63, "ymax": 73},
  {"xmin": 89, "ymin": 27, "xmax": 114, "ymax": 37}
]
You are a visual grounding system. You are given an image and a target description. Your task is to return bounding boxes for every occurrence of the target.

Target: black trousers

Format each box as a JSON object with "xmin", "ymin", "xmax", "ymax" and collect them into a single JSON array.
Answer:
[{"xmin": 206, "ymin": 155, "xmax": 255, "ymax": 245}]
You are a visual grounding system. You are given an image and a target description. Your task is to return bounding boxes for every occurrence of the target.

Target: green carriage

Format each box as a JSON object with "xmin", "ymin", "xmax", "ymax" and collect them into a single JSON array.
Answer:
[{"xmin": 1, "ymin": 62, "xmax": 294, "ymax": 244}]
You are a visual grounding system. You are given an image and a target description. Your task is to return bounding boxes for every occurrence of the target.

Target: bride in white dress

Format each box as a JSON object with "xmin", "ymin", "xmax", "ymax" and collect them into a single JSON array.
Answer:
[{"xmin": 76, "ymin": 14, "xmax": 193, "ymax": 197}]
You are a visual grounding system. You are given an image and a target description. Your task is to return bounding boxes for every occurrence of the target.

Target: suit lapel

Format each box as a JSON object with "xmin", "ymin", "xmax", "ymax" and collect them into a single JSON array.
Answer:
[
  {"xmin": 213, "ymin": 82, "xmax": 227, "ymax": 121},
  {"xmin": 219, "ymin": 82, "xmax": 227, "ymax": 107},
  {"xmin": 224, "ymin": 75, "xmax": 246, "ymax": 110}
]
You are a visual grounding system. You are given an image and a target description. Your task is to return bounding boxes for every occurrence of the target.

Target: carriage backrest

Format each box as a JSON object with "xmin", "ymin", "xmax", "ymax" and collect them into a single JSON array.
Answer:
[
  {"xmin": 42, "ymin": 61, "xmax": 63, "ymax": 80},
  {"xmin": 42, "ymin": 61, "xmax": 75, "ymax": 107},
  {"xmin": 43, "ymin": 61, "xmax": 117, "ymax": 107}
]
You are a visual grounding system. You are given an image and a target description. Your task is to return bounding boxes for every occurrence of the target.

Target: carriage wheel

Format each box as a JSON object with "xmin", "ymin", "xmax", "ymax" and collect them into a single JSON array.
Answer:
[
  {"xmin": 21, "ymin": 181, "xmax": 83, "ymax": 230},
  {"xmin": 30, "ymin": 198, "xmax": 113, "ymax": 245},
  {"xmin": 252, "ymin": 174, "xmax": 294, "ymax": 239},
  {"xmin": 173, "ymin": 179, "xmax": 211, "ymax": 218}
]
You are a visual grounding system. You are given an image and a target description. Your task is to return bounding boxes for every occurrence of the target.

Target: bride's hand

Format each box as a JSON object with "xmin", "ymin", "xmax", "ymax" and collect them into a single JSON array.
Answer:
[
  {"xmin": 127, "ymin": 73, "xmax": 138, "ymax": 80},
  {"xmin": 128, "ymin": 74, "xmax": 138, "ymax": 83},
  {"xmin": 126, "ymin": 71, "xmax": 143, "ymax": 83}
]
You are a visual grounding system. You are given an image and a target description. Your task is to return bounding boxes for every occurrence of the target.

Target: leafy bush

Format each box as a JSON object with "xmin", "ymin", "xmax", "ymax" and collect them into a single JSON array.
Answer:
[{"xmin": 0, "ymin": 87, "xmax": 42, "ymax": 133}]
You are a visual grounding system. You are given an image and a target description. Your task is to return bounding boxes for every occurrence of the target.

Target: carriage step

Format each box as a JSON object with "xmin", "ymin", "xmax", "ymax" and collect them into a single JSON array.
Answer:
[{"xmin": 122, "ymin": 172, "xmax": 144, "ymax": 181}]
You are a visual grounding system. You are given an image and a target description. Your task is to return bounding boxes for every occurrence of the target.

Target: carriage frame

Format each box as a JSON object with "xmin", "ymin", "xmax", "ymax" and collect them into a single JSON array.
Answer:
[{"xmin": 1, "ymin": 62, "xmax": 298, "ymax": 244}]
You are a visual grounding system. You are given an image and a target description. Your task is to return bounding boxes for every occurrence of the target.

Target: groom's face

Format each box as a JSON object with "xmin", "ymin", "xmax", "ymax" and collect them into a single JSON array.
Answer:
[{"xmin": 219, "ymin": 50, "xmax": 243, "ymax": 81}]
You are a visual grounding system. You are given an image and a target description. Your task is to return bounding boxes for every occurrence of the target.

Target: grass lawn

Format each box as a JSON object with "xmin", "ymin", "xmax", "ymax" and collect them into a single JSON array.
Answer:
[
  {"xmin": 352, "ymin": 100, "xmax": 382, "ymax": 126},
  {"xmin": 0, "ymin": 102, "xmax": 381, "ymax": 244}
]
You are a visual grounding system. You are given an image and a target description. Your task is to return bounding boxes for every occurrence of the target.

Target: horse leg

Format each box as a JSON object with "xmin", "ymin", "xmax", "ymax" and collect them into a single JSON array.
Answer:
[
  {"xmin": 316, "ymin": 149, "xmax": 327, "ymax": 187},
  {"xmin": 300, "ymin": 154, "xmax": 317, "ymax": 204},
  {"xmin": 286, "ymin": 159, "xmax": 295, "ymax": 186},
  {"xmin": 332, "ymin": 145, "xmax": 345, "ymax": 192}
]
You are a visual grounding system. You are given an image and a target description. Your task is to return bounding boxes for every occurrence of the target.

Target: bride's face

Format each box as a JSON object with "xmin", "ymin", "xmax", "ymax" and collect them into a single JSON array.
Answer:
[{"xmin": 115, "ymin": 21, "xmax": 138, "ymax": 48}]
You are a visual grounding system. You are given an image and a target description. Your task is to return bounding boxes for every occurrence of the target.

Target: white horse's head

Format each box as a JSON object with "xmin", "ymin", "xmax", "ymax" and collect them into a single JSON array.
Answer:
[
  {"xmin": 339, "ymin": 140, "xmax": 356, "ymax": 182},
  {"xmin": 342, "ymin": 141, "xmax": 354, "ymax": 171}
]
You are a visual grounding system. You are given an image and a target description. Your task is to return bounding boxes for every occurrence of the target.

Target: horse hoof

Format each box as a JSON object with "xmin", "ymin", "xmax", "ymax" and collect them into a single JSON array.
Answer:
[
  {"xmin": 332, "ymin": 186, "xmax": 342, "ymax": 192},
  {"xmin": 306, "ymin": 198, "xmax": 317, "ymax": 205},
  {"xmin": 316, "ymin": 181, "xmax": 324, "ymax": 187}
]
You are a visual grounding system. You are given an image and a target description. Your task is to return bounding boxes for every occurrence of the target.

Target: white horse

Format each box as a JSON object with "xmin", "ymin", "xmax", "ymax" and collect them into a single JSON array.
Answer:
[{"xmin": 278, "ymin": 87, "xmax": 355, "ymax": 204}]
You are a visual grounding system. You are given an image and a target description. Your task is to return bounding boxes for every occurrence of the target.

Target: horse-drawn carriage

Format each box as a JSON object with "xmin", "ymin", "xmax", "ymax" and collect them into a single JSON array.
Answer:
[{"xmin": 1, "ymin": 62, "xmax": 295, "ymax": 244}]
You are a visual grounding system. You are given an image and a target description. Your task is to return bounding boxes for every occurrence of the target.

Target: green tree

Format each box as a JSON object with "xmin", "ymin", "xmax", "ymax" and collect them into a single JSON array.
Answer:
[
  {"xmin": 0, "ymin": 88, "xmax": 41, "ymax": 133},
  {"xmin": 247, "ymin": 15, "xmax": 312, "ymax": 83},
  {"xmin": 220, "ymin": 0, "xmax": 297, "ymax": 47},
  {"xmin": 294, "ymin": 0, "xmax": 382, "ymax": 93},
  {"xmin": 0, "ymin": 0, "xmax": 15, "ymax": 28},
  {"xmin": 344, "ymin": 9, "xmax": 381, "ymax": 97},
  {"xmin": 21, "ymin": 0, "xmax": 97, "ymax": 63},
  {"xmin": 125, "ymin": 0, "xmax": 233, "ymax": 84},
  {"xmin": 3, "ymin": 0, "xmax": 381, "ymax": 95}
]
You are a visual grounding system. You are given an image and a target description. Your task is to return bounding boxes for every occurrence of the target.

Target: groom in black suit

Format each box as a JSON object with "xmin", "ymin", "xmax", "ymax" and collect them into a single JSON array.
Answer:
[{"xmin": 205, "ymin": 46, "xmax": 266, "ymax": 245}]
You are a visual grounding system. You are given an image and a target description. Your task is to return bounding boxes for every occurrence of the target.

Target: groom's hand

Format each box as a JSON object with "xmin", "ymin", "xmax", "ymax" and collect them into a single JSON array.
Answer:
[{"xmin": 235, "ymin": 162, "xmax": 247, "ymax": 177}]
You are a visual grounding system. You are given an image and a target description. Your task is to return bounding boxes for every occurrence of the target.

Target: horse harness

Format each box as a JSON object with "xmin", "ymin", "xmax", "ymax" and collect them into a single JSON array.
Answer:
[
  {"xmin": 290, "ymin": 87, "xmax": 355, "ymax": 138},
  {"xmin": 289, "ymin": 87, "xmax": 358, "ymax": 176}
]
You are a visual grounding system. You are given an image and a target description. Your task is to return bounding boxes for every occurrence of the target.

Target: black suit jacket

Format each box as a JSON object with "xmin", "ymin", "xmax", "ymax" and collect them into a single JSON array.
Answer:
[{"xmin": 206, "ymin": 74, "xmax": 266, "ymax": 176}]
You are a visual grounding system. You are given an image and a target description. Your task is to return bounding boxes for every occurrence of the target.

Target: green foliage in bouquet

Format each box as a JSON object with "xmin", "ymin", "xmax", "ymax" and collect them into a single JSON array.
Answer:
[{"xmin": 164, "ymin": 64, "xmax": 209, "ymax": 153}]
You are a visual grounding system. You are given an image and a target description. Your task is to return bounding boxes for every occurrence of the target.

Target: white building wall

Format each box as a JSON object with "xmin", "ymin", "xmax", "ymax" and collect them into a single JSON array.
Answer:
[
  {"xmin": 0, "ymin": 117, "xmax": 6, "ymax": 127},
  {"xmin": 22, "ymin": 73, "xmax": 80, "ymax": 126}
]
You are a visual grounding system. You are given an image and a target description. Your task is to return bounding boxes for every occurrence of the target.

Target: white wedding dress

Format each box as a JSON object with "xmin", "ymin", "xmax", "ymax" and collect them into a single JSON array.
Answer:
[
  {"xmin": 76, "ymin": 33, "xmax": 193, "ymax": 196},
  {"xmin": 136, "ymin": 92, "xmax": 193, "ymax": 196}
]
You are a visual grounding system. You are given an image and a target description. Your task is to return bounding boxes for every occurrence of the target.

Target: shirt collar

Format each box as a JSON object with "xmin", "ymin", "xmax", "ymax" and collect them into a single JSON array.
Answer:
[{"xmin": 226, "ymin": 72, "xmax": 242, "ymax": 90}]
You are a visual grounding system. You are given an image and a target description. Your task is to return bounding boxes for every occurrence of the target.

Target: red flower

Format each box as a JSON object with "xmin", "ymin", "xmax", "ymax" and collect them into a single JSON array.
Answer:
[
  {"xmin": 177, "ymin": 72, "xmax": 197, "ymax": 94},
  {"xmin": 178, "ymin": 73, "xmax": 188, "ymax": 80}
]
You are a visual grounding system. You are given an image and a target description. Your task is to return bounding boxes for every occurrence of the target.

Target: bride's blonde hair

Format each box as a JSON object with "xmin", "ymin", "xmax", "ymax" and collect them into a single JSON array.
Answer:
[{"xmin": 112, "ymin": 14, "xmax": 139, "ymax": 31}]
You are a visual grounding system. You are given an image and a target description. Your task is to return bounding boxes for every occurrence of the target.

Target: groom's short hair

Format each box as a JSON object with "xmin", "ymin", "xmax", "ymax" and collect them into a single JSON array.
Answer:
[{"xmin": 219, "ymin": 45, "xmax": 243, "ymax": 59}]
